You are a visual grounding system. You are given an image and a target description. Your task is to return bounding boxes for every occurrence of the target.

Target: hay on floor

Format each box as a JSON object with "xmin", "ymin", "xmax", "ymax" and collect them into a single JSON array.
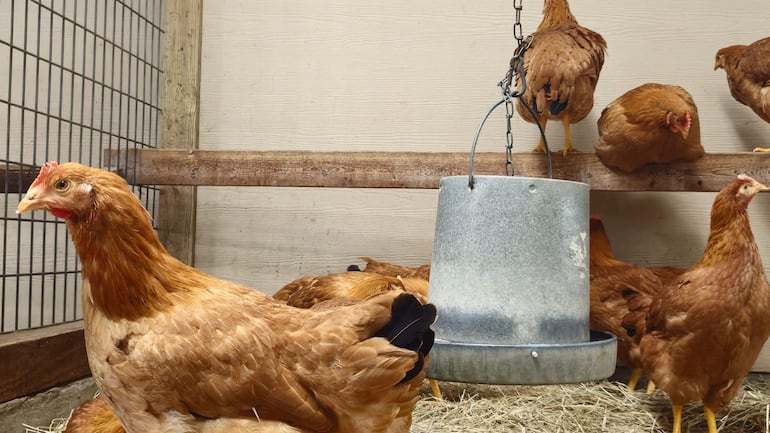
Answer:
[
  {"xmin": 29, "ymin": 372, "xmax": 770, "ymax": 433},
  {"xmin": 23, "ymin": 413, "xmax": 70, "ymax": 433},
  {"xmin": 412, "ymin": 373, "xmax": 770, "ymax": 433}
]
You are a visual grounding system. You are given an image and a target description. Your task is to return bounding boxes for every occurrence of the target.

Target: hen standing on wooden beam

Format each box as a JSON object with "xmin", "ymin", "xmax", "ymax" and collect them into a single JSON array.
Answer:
[
  {"xmin": 714, "ymin": 36, "xmax": 770, "ymax": 152},
  {"xmin": 515, "ymin": 0, "xmax": 607, "ymax": 156}
]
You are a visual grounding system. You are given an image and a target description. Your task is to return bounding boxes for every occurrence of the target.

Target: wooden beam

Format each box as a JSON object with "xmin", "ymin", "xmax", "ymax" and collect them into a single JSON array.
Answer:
[
  {"xmin": 0, "ymin": 165, "xmax": 41, "ymax": 194},
  {"xmin": 158, "ymin": 0, "xmax": 202, "ymax": 266},
  {"xmin": 0, "ymin": 322, "xmax": 89, "ymax": 403},
  {"xmin": 105, "ymin": 149, "xmax": 770, "ymax": 192}
]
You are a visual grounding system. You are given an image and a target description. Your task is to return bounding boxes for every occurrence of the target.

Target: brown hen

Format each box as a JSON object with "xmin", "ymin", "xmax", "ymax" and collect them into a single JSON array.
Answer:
[
  {"xmin": 358, "ymin": 257, "xmax": 431, "ymax": 281},
  {"xmin": 589, "ymin": 215, "xmax": 671, "ymax": 391},
  {"xmin": 515, "ymin": 0, "xmax": 606, "ymax": 155},
  {"xmin": 65, "ymin": 272, "xmax": 430, "ymax": 433},
  {"xmin": 275, "ymin": 270, "xmax": 437, "ymax": 398},
  {"xmin": 623, "ymin": 175, "xmax": 770, "ymax": 433},
  {"xmin": 593, "ymin": 83, "xmax": 704, "ymax": 172},
  {"xmin": 17, "ymin": 162, "xmax": 436, "ymax": 433},
  {"xmin": 273, "ymin": 271, "xmax": 419, "ymax": 306},
  {"xmin": 64, "ymin": 394, "xmax": 124, "ymax": 433},
  {"xmin": 714, "ymin": 37, "xmax": 770, "ymax": 152}
]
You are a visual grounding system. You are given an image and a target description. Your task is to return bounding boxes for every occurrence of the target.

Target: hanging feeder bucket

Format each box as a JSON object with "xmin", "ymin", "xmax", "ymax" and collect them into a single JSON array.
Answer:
[{"xmin": 427, "ymin": 174, "xmax": 617, "ymax": 384}]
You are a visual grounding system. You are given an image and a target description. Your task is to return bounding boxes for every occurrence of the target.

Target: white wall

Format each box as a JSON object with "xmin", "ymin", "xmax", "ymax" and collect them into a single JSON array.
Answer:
[{"xmin": 197, "ymin": 0, "xmax": 770, "ymax": 296}]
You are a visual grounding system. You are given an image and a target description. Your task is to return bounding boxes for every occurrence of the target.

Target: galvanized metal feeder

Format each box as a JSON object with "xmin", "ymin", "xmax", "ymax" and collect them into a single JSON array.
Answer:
[
  {"xmin": 427, "ymin": 175, "xmax": 617, "ymax": 384},
  {"xmin": 426, "ymin": 8, "xmax": 616, "ymax": 384}
]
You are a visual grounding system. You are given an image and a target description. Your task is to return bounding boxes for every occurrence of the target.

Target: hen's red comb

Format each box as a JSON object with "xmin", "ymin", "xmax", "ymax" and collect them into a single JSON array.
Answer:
[{"xmin": 30, "ymin": 161, "xmax": 59, "ymax": 189}]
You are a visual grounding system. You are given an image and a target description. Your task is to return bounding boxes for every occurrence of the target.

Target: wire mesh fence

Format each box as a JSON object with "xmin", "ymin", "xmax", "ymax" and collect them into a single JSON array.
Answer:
[{"xmin": 0, "ymin": 0, "xmax": 164, "ymax": 333}]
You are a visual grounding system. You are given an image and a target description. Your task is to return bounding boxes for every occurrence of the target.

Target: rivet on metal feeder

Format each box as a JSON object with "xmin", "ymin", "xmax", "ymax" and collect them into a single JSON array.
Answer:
[{"xmin": 426, "ymin": 1, "xmax": 616, "ymax": 385}]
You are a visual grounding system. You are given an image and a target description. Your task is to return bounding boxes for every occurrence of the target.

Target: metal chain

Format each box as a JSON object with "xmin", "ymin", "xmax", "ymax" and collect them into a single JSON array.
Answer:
[
  {"xmin": 504, "ymin": 94, "xmax": 515, "ymax": 175},
  {"xmin": 503, "ymin": 0, "xmax": 526, "ymax": 175},
  {"xmin": 513, "ymin": 0, "xmax": 525, "ymax": 50},
  {"xmin": 470, "ymin": 0, "xmax": 552, "ymax": 186}
]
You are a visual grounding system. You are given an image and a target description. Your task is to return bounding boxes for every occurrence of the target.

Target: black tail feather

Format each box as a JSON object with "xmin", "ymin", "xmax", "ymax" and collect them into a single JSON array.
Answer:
[
  {"xmin": 374, "ymin": 293, "xmax": 437, "ymax": 383},
  {"xmin": 549, "ymin": 99, "xmax": 568, "ymax": 116},
  {"xmin": 347, "ymin": 264, "xmax": 362, "ymax": 272}
]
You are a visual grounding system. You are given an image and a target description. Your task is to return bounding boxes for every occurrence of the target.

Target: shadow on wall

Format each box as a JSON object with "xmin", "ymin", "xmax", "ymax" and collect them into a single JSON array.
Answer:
[{"xmin": 722, "ymin": 100, "xmax": 769, "ymax": 151}]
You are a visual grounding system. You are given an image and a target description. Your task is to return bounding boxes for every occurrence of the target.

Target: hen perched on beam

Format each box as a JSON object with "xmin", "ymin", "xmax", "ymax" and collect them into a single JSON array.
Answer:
[
  {"xmin": 593, "ymin": 83, "xmax": 704, "ymax": 172},
  {"xmin": 515, "ymin": 0, "xmax": 606, "ymax": 155},
  {"xmin": 714, "ymin": 37, "xmax": 770, "ymax": 152},
  {"xmin": 18, "ymin": 161, "xmax": 436, "ymax": 433}
]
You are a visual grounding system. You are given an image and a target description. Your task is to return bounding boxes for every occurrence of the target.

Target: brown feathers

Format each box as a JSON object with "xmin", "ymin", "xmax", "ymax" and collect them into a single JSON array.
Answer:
[
  {"xmin": 274, "ymin": 272, "xmax": 408, "ymax": 307},
  {"xmin": 715, "ymin": 37, "xmax": 770, "ymax": 123},
  {"xmin": 589, "ymin": 215, "xmax": 667, "ymax": 372},
  {"xmin": 594, "ymin": 83, "xmax": 704, "ymax": 172},
  {"xmin": 17, "ymin": 162, "xmax": 436, "ymax": 433},
  {"xmin": 358, "ymin": 257, "xmax": 431, "ymax": 281},
  {"xmin": 64, "ymin": 395, "xmax": 124, "ymax": 433},
  {"xmin": 625, "ymin": 175, "xmax": 770, "ymax": 415},
  {"xmin": 515, "ymin": 0, "xmax": 606, "ymax": 153}
]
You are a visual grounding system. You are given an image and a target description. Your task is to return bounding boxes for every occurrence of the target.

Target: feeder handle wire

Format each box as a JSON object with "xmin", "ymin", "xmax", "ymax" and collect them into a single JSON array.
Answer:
[{"xmin": 468, "ymin": 39, "xmax": 552, "ymax": 188}]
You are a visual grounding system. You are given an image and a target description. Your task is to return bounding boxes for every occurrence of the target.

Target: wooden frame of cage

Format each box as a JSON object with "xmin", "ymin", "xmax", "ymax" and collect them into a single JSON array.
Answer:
[
  {"xmin": 3, "ymin": 0, "xmax": 770, "ymax": 406},
  {"xmin": 0, "ymin": 0, "xmax": 202, "ymax": 404}
]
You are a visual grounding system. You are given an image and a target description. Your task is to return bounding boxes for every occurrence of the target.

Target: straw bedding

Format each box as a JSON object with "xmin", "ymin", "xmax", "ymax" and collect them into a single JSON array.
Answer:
[
  {"xmin": 411, "ymin": 372, "xmax": 770, "ymax": 433},
  {"xmin": 27, "ymin": 371, "xmax": 770, "ymax": 433}
]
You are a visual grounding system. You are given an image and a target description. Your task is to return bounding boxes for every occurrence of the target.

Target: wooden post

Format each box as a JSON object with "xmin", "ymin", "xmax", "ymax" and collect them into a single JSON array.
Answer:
[
  {"xmin": 159, "ymin": 0, "xmax": 202, "ymax": 265},
  {"xmin": 0, "ymin": 322, "xmax": 89, "ymax": 403}
]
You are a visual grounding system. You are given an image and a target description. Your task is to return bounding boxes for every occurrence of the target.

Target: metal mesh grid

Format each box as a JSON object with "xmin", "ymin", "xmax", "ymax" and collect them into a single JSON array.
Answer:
[{"xmin": 0, "ymin": 0, "xmax": 164, "ymax": 333}]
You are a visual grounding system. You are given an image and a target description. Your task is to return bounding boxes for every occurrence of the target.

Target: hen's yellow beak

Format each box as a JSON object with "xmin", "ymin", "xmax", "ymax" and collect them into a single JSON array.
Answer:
[{"xmin": 16, "ymin": 186, "xmax": 47, "ymax": 214}]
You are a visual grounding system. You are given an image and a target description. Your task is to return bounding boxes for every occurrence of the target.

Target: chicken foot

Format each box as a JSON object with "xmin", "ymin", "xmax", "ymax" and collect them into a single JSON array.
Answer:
[
  {"xmin": 428, "ymin": 378, "xmax": 443, "ymax": 401},
  {"xmin": 704, "ymin": 406, "xmax": 718, "ymax": 433},
  {"xmin": 626, "ymin": 367, "xmax": 643, "ymax": 391},
  {"xmin": 532, "ymin": 113, "xmax": 577, "ymax": 156},
  {"xmin": 672, "ymin": 404, "xmax": 683, "ymax": 433},
  {"xmin": 561, "ymin": 114, "xmax": 575, "ymax": 156},
  {"xmin": 669, "ymin": 404, "xmax": 718, "ymax": 433},
  {"xmin": 647, "ymin": 380, "xmax": 656, "ymax": 394}
]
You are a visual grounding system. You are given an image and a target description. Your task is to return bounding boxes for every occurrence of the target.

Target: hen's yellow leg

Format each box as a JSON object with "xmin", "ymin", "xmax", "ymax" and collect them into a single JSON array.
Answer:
[
  {"xmin": 753, "ymin": 147, "xmax": 770, "ymax": 152},
  {"xmin": 647, "ymin": 380, "xmax": 656, "ymax": 394},
  {"xmin": 627, "ymin": 368, "xmax": 643, "ymax": 391},
  {"xmin": 533, "ymin": 116, "xmax": 548, "ymax": 153},
  {"xmin": 561, "ymin": 114, "xmax": 575, "ymax": 156},
  {"xmin": 672, "ymin": 404, "xmax": 683, "ymax": 433},
  {"xmin": 428, "ymin": 378, "xmax": 442, "ymax": 400},
  {"xmin": 705, "ymin": 406, "xmax": 718, "ymax": 433}
]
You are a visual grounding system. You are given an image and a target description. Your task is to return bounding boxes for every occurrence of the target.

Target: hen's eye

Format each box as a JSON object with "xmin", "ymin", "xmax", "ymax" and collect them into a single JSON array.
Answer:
[{"xmin": 55, "ymin": 179, "xmax": 70, "ymax": 191}]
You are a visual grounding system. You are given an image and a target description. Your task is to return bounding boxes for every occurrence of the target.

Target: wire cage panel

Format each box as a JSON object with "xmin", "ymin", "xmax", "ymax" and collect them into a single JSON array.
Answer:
[{"xmin": 0, "ymin": 0, "xmax": 164, "ymax": 333}]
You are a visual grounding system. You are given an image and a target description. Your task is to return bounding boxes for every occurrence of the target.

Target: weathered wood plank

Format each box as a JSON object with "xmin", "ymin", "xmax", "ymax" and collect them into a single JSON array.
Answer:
[
  {"xmin": 0, "ymin": 165, "xmax": 43, "ymax": 194},
  {"xmin": 158, "ymin": 0, "xmax": 203, "ymax": 266},
  {"xmin": 105, "ymin": 149, "xmax": 770, "ymax": 192},
  {"xmin": 0, "ymin": 322, "xmax": 89, "ymax": 403}
]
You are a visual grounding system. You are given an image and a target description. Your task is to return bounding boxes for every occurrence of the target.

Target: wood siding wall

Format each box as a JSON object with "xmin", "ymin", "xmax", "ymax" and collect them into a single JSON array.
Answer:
[{"xmin": 195, "ymin": 1, "xmax": 770, "ymax": 367}]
